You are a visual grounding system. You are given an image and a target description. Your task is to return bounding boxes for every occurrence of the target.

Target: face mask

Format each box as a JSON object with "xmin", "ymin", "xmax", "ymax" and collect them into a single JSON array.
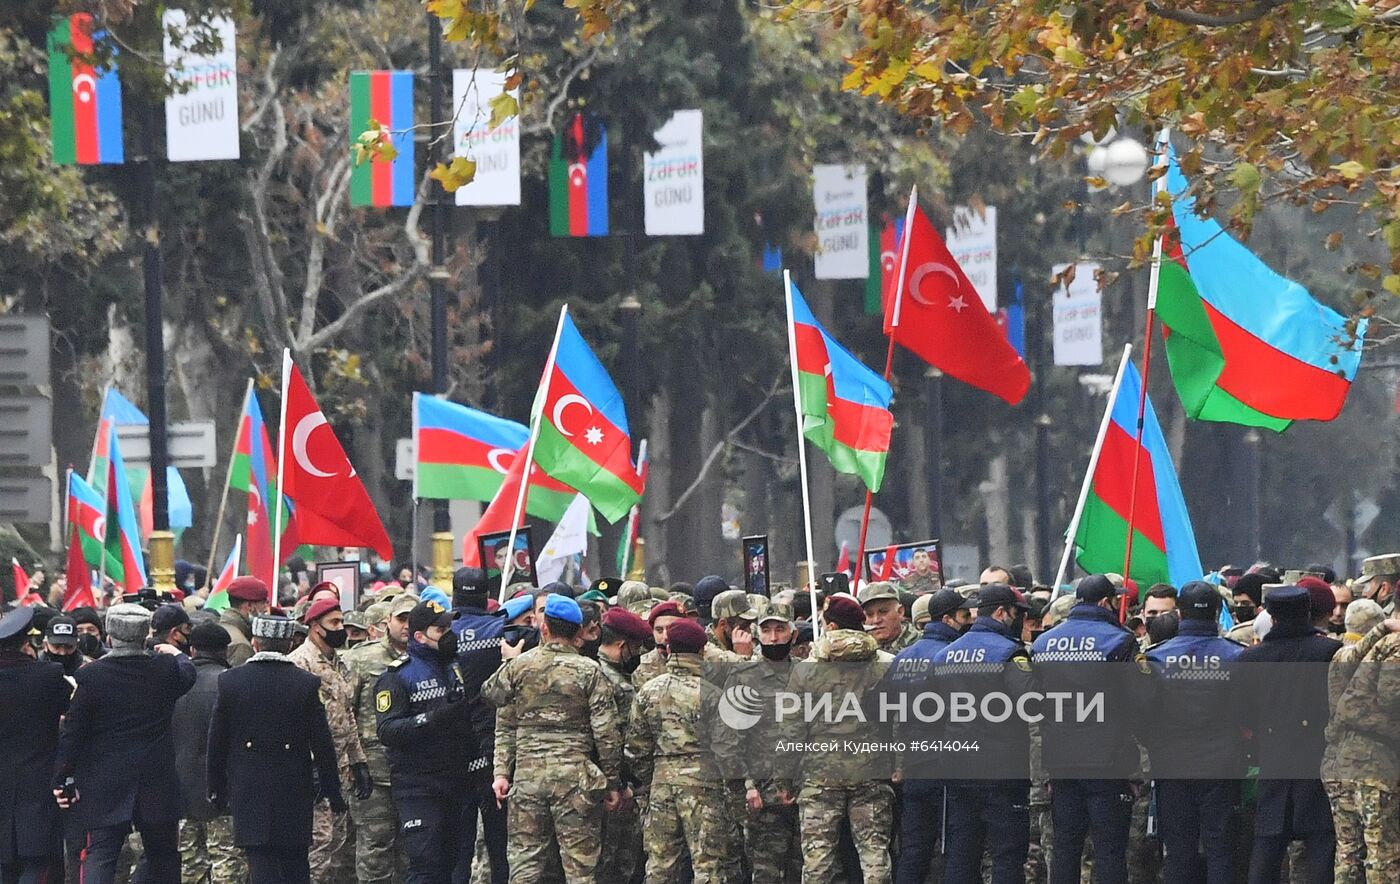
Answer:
[
  {"xmin": 320, "ymin": 627, "xmax": 348, "ymax": 649},
  {"xmin": 1328, "ymin": 621, "xmax": 1346, "ymax": 635},
  {"xmin": 434, "ymin": 631, "xmax": 459, "ymax": 660},
  {"xmin": 958, "ymin": 622, "xmax": 973, "ymax": 635},
  {"xmin": 1232, "ymin": 605, "xmax": 1255, "ymax": 621},
  {"xmin": 621, "ymin": 653, "xmax": 642, "ymax": 674},
  {"xmin": 580, "ymin": 638, "xmax": 601, "ymax": 660},
  {"xmin": 375, "ymin": 562, "xmax": 390, "ymax": 576},
  {"xmin": 760, "ymin": 642, "xmax": 792, "ymax": 661},
  {"xmin": 77, "ymin": 634, "xmax": 101, "ymax": 657},
  {"xmin": 1029, "ymin": 628, "xmax": 1047, "ymax": 643}
]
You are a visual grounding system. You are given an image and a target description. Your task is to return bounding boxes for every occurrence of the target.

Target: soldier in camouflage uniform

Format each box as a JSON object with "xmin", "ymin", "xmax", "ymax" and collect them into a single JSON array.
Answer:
[
  {"xmin": 288, "ymin": 597, "xmax": 373, "ymax": 884},
  {"xmin": 485, "ymin": 593, "xmax": 622, "ymax": 883},
  {"xmin": 343, "ymin": 594, "xmax": 415, "ymax": 884},
  {"xmin": 705, "ymin": 590, "xmax": 758, "ymax": 663},
  {"xmin": 616, "ymin": 580, "xmax": 654, "ymax": 617},
  {"xmin": 1353, "ymin": 553, "xmax": 1400, "ymax": 617},
  {"xmin": 898, "ymin": 548, "xmax": 942, "ymax": 596},
  {"xmin": 1324, "ymin": 612, "xmax": 1399, "ymax": 883},
  {"xmin": 859, "ymin": 582, "xmax": 920, "ymax": 653},
  {"xmin": 626, "ymin": 619, "xmax": 729, "ymax": 883},
  {"xmin": 596, "ymin": 608, "xmax": 652, "ymax": 882},
  {"xmin": 632, "ymin": 600, "xmax": 686, "ymax": 690}
]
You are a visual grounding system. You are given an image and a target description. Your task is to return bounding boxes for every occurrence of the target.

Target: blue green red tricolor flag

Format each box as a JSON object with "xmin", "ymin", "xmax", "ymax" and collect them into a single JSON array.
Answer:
[
  {"xmin": 48, "ymin": 14, "xmax": 124, "ymax": 165},
  {"xmin": 786, "ymin": 277, "xmax": 894, "ymax": 493},
  {"xmin": 104, "ymin": 426, "xmax": 146, "ymax": 592},
  {"xmin": 1070, "ymin": 353, "xmax": 1201, "ymax": 588},
  {"xmin": 548, "ymin": 112, "xmax": 608, "ymax": 237},
  {"xmin": 1156, "ymin": 151, "xmax": 1365, "ymax": 431},
  {"xmin": 233, "ymin": 385, "xmax": 297, "ymax": 589},
  {"xmin": 349, "ymin": 71, "xmax": 415, "ymax": 207}
]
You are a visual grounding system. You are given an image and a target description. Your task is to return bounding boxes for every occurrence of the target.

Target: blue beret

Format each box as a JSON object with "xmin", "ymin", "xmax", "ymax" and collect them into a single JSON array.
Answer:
[
  {"xmin": 544, "ymin": 592, "xmax": 582, "ymax": 624},
  {"xmin": 502, "ymin": 596, "xmax": 533, "ymax": 621},
  {"xmin": 420, "ymin": 587, "xmax": 451, "ymax": 609}
]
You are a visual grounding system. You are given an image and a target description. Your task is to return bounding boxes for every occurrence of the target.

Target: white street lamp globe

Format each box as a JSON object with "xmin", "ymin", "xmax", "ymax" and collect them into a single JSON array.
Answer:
[
  {"xmin": 1086, "ymin": 145, "xmax": 1109, "ymax": 192},
  {"xmin": 1079, "ymin": 126, "xmax": 1117, "ymax": 147},
  {"xmin": 1103, "ymin": 137, "xmax": 1150, "ymax": 187}
]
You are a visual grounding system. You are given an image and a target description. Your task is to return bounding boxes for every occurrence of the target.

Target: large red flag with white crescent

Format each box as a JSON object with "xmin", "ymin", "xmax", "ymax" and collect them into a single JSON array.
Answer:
[
  {"xmin": 278, "ymin": 353, "xmax": 392, "ymax": 559},
  {"xmin": 884, "ymin": 204, "xmax": 1030, "ymax": 405}
]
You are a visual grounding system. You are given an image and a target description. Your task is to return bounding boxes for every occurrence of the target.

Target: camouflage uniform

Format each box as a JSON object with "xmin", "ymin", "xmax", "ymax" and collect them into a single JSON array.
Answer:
[
  {"xmin": 342, "ymin": 635, "xmax": 406, "ymax": 884},
  {"xmin": 289, "ymin": 639, "xmax": 368, "ymax": 884},
  {"xmin": 1026, "ymin": 723, "xmax": 1050, "ymax": 884},
  {"xmin": 626, "ymin": 653, "xmax": 729, "ymax": 883},
  {"xmin": 485, "ymin": 640, "xmax": 622, "ymax": 884},
  {"xmin": 900, "ymin": 571, "xmax": 941, "ymax": 595},
  {"xmin": 1324, "ymin": 623, "xmax": 1397, "ymax": 884},
  {"xmin": 631, "ymin": 647, "xmax": 667, "ymax": 690},
  {"xmin": 597, "ymin": 655, "xmax": 643, "ymax": 883},
  {"xmin": 786, "ymin": 629, "xmax": 895, "ymax": 884},
  {"xmin": 879, "ymin": 621, "xmax": 921, "ymax": 655},
  {"xmin": 177, "ymin": 817, "xmax": 246, "ymax": 884},
  {"xmin": 218, "ymin": 607, "xmax": 254, "ymax": 667}
]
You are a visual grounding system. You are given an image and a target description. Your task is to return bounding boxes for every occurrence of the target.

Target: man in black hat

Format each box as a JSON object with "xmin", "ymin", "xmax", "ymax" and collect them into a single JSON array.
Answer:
[
  {"xmin": 150, "ymin": 604, "xmax": 192, "ymax": 655},
  {"xmin": 376, "ymin": 600, "xmax": 477, "ymax": 883},
  {"xmin": 0, "ymin": 607, "xmax": 70, "ymax": 884},
  {"xmin": 52, "ymin": 603, "xmax": 195, "ymax": 884},
  {"xmin": 207, "ymin": 614, "xmax": 344, "ymax": 884},
  {"xmin": 39, "ymin": 614, "xmax": 85, "ymax": 677},
  {"xmin": 1236, "ymin": 585, "xmax": 1341, "ymax": 883}
]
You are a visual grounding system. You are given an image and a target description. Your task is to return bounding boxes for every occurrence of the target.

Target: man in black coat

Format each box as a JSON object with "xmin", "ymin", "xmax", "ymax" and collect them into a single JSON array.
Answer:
[
  {"xmin": 0, "ymin": 607, "xmax": 71, "ymax": 884},
  {"xmin": 171, "ymin": 620, "xmax": 243, "ymax": 883},
  {"xmin": 52, "ymin": 602, "xmax": 196, "ymax": 884},
  {"xmin": 1236, "ymin": 585, "xmax": 1342, "ymax": 884},
  {"xmin": 208, "ymin": 614, "xmax": 345, "ymax": 884}
]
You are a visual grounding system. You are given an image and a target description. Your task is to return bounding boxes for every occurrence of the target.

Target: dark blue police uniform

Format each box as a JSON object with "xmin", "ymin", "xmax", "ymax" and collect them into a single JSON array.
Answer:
[{"xmin": 451, "ymin": 597, "xmax": 508, "ymax": 884}]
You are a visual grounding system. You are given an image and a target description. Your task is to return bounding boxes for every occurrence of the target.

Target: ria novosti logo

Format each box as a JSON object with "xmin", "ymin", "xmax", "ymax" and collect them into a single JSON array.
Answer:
[{"xmin": 718, "ymin": 684, "xmax": 764, "ymax": 731}]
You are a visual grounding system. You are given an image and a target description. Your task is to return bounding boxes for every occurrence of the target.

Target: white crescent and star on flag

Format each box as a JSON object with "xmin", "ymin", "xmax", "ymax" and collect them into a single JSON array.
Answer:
[
  {"xmin": 552, "ymin": 394, "xmax": 606, "ymax": 447},
  {"xmin": 292, "ymin": 411, "xmax": 354, "ymax": 478},
  {"xmin": 908, "ymin": 262, "xmax": 968, "ymax": 312},
  {"xmin": 73, "ymin": 73, "xmax": 96, "ymax": 104}
]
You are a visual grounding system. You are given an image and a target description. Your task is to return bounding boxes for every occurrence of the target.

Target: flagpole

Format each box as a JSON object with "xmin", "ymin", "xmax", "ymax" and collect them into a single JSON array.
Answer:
[
  {"xmin": 618, "ymin": 438, "xmax": 648, "ymax": 578},
  {"xmin": 1052, "ymin": 344, "xmax": 1134, "ymax": 590},
  {"xmin": 854, "ymin": 185, "xmax": 919, "ymax": 585},
  {"xmin": 272, "ymin": 349, "xmax": 291, "ymax": 600},
  {"xmin": 500, "ymin": 305, "xmax": 568, "ymax": 598},
  {"xmin": 1119, "ymin": 129, "xmax": 1171, "ymax": 622},
  {"xmin": 784, "ymin": 270, "xmax": 821, "ymax": 636},
  {"xmin": 205, "ymin": 378, "xmax": 253, "ymax": 589}
]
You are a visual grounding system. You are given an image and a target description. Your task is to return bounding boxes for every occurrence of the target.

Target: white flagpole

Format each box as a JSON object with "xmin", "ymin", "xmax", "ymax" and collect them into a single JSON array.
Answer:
[
  {"xmin": 205, "ymin": 378, "xmax": 253, "ymax": 588},
  {"xmin": 888, "ymin": 184, "xmax": 919, "ymax": 330},
  {"xmin": 783, "ymin": 270, "xmax": 821, "ymax": 637},
  {"xmin": 87, "ymin": 383, "xmax": 112, "ymax": 483},
  {"xmin": 411, "ymin": 391, "xmax": 422, "ymax": 501},
  {"xmin": 1146, "ymin": 128, "xmax": 1171, "ymax": 311},
  {"xmin": 618, "ymin": 438, "xmax": 648, "ymax": 578},
  {"xmin": 500, "ymin": 305, "xmax": 568, "ymax": 599},
  {"xmin": 271, "ymin": 349, "xmax": 291, "ymax": 599},
  {"xmin": 1052, "ymin": 344, "xmax": 1134, "ymax": 590}
]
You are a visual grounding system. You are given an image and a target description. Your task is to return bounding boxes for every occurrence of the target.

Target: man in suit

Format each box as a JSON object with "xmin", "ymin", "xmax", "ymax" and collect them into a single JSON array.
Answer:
[
  {"xmin": 52, "ymin": 602, "xmax": 196, "ymax": 884},
  {"xmin": 208, "ymin": 614, "xmax": 345, "ymax": 884},
  {"xmin": 0, "ymin": 606, "xmax": 71, "ymax": 884}
]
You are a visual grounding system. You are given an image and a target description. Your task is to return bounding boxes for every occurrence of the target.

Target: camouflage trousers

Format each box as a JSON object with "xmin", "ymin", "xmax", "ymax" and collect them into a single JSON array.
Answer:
[
  {"xmin": 744, "ymin": 800, "xmax": 800, "ymax": 883},
  {"xmin": 597, "ymin": 801, "xmax": 641, "ymax": 883},
  {"xmin": 310, "ymin": 796, "xmax": 353, "ymax": 884},
  {"xmin": 642, "ymin": 782, "xmax": 729, "ymax": 884},
  {"xmin": 507, "ymin": 781, "xmax": 603, "ymax": 884},
  {"xmin": 177, "ymin": 817, "xmax": 247, "ymax": 884},
  {"xmin": 353, "ymin": 779, "xmax": 403, "ymax": 884},
  {"xmin": 797, "ymin": 781, "xmax": 894, "ymax": 884},
  {"xmin": 1025, "ymin": 801, "xmax": 1050, "ymax": 884},
  {"xmin": 1325, "ymin": 778, "xmax": 1400, "ymax": 884}
]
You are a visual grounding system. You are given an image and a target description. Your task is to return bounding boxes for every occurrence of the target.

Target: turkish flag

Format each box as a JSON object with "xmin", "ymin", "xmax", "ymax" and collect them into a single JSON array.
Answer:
[
  {"xmin": 279, "ymin": 354, "xmax": 392, "ymax": 559},
  {"xmin": 64, "ymin": 524, "xmax": 95, "ymax": 611},
  {"xmin": 884, "ymin": 204, "xmax": 1030, "ymax": 405},
  {"xmin": 462, "ymin": 445, "xmax": 529, "ymax": 567}
]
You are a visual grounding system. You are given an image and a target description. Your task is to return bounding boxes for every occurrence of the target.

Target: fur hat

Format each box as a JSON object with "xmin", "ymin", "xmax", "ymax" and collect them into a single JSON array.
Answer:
[{"xmin": 105, "ymin": 603, "xmax": 153, "ymax": 646}]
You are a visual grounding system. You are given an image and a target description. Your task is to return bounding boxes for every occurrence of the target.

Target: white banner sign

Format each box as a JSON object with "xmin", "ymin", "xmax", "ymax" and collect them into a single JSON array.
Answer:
[
  {"xmin": 453, "ymin": 69, "xmax": 521, "ymax": 206},
  {"xmin": 163, "ymin": 11, "xmax": 239, "ymax": 162},
  {"xmin": 813, "ymin": 164, "xmax": 869, "ymax": 280},
  {"xmin": 946, "ymin": 206, "xmax": 998, "ymax": 311},
  {"xmin": 1052, "ymin": 262, "xmax": 1104, "ymax": 366},
  {"xmin": 644, "ymin": 109, "xmax": 704, "ymax": 236}
]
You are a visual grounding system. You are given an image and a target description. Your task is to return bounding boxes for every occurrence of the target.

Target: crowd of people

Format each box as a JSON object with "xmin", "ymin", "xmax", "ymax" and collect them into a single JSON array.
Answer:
[{"xmin": 1, "ymin": 551, "xmax": 1398, "ymax": 884}]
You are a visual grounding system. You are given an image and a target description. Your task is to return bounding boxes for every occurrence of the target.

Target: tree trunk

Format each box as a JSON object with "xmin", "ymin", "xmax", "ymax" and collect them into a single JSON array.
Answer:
[
  {"xmin": 643, "ymin": 390, "xmax": 672, "ymax": 585},
  {"xmin": 981, "ymin": 452, "xmax": 1011, "ymax": 566}
]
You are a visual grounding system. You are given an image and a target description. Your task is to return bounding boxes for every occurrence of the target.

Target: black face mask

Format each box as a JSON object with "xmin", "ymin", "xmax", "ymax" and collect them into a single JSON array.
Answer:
[
  {"xmin": 958, "ymin": 622, "xmax": 973, "ymax": 635},
  {"xmin": 620, "ymin": 653, "xmax": 642, "ymax": 674},
  {"xmin": 320, "ymin": 628, "xmax": 348, "ymax": 649},
  {"xmin": 76, "ymin": 634, "xmax": 102, "ymax": 658},
  {"xmin": 1231, "ymin": 605, "xmax": 1256, "ymax": 622},
  {"xmin": 501, "ymin": 625, "xmax": 540, "ymax": 653},
  {"xmin": 759, "ymin": 642, "xmax": 792, "ymax": 662},
  {"xmin": 1028, "ymin": 628, "xmax": 1047, "ymax": 643},
  {"xmin": 1328, "ymin": 621, "xmax": 1346, "ymax": 635},
  {"xmin": 580, "ymin": 638, "xmax": 601, "ymax": 660},
  {"xmin": 46, "ymin": 650, "xmax": 81, "ymax": 675},
  {"xmin": 434, "ymin": 631, "xmax": 459, "ymax": 660}
]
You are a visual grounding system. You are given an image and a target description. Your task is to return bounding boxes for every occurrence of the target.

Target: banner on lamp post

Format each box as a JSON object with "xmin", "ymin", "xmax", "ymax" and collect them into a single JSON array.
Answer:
[
  {"xmin": 946, "ymin": 206, "xmax": 998, "ymax": 311},
  {"xmin": 453, "ymin": 68, "xmax": 521, "ymax": 206},
  {"xmin": 163, "ymin": 11, "xmax": 239, "ymax": 162},
  {"xmin": 812, "ymin": 164, "xmax": 869, "ymax": 280},
  {"xmin": 1052, "ymin": 261, "xmax": 1104, "ymax": 366},
  {"xmin": 643, "ymin": 109, "xmax": 704, "ymax": 236}
]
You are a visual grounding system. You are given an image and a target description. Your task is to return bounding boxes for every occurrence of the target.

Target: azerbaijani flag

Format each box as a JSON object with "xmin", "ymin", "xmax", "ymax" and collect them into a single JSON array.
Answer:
[
  {"xmin": 411, "ymin": 393, "xmax": 594, "ymax": 527},
  {"xmin": 349, "ymin": 71, "xmax": 415, "ymax": 207},
  {"xmin": 1156, "ymin": 152, "xmax": 1365, "ymax": 431},
  {"xmin": 530, "ymin": 310, "xmax": 644, "ymax": 523},
  {"xmin": 204, "ymin": 534, "xmax": 242, "ymax": 614},
  {"xmin": 1071, "ymin": 358, "xmax": 1202, "ymax": 588},
  {"xmin": 786, "ymin": 276, "xmax": 894, "ymax": 493},
  {"xmin": 48, "ymin": 14, "xmax": 123, "ymax": 165},
  {"xmin": 88, "ymin": 388, "xmax": 193, "ymax": 539},
  {"xmin": 237, "ymin": 385, "xmax": 296, "ymax": 589},
  {"xmin": 548, "ymin": 112, "xmax": 608, "ymax": 237},
  {"xmin": 866, "ymin": 216, "xmax": 903, "ymax": 316},
  {"xmin": 104, "ymin": 425, "xmax": 147, "ymax": 592},
  {"xmin": 67, "ymin": 471, "xmax": 119, "ymax": 575}
]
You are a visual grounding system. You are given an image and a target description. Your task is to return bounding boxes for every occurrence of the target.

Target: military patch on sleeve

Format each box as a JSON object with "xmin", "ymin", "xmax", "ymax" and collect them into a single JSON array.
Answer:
[
  {"xmin": 1136, "ymin": 653, "xmax": 1152, "ymax": 675},
  {"xmin": 1013, "ymin": 656, "xmax": 1032, "ymax": 672},
  {"xmin": 376, "ymin": 690, "xmax": 392, "ymax": 713}
]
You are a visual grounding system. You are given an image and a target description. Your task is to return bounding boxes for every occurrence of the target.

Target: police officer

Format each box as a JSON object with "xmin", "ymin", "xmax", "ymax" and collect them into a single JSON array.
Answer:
[
  {"xmin": 889, "ymin": 589, "xmax": 973, "ymax": 884},
  {"xmin": 448, "ymin": 566, "xmax": 509, "ymax": 884},
  {"xmin": 931, "ymin": 583, "xmax": 1035, "ymax": 884},
  {"xmin": 375, "ymin": 599, "xmax": 477, "ymax": 883},
  {"xmin": 53, "ymin": 603, "xmax": 195, "ymax": 884},
  {"xmin": 39, "ymin": 615, "xmax": 84, "ymax": 677},
  {"xmin": 207, "ymin": 614, "xmax": 346, "ymax": 884},
  {"xmin": 1141, "ymin": 581, "xmax": 1246, "ymax": 884},
  {"xmin": 0, "ymin": 607, "xmax": 70, "ymax": 884},
  {"xmin": 1031, "ymin": 574, "xmax": 1141, "ymax": 884}
]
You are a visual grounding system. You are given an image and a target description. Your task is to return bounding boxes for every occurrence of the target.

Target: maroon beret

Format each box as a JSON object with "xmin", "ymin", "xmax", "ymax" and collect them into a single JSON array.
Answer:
[
  {"xmin": 824, "ymin": 595, "xmax": 866, "ymax": 631},
  {"xmin": 226, "ymin": 576, "xmax": 269, "ymax": 603},
  {"xmin": 303, "ymin": 596, "xmax": 342, "ymax": 624},
  {"xmin": 1298, "ymin": 576, "xmax": 1336, "ymax": 618},
  {"xmin": 602, "ymin": 608, "xmax": 652, "ymax": 643},
  {"xmin": 665, "ymin": 618, "xmax": 707, "ymax": 654},
  {"xmin": 647, "ymin": 600, "xmax": 683, "ymax": 627}
]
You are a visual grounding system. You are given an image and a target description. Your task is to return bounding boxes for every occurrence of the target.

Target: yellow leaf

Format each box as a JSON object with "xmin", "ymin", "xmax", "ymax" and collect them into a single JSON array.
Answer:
[
  {"xmin": 488, "ymin": 91, "xmax": 519, "ymax": 129},
  {"xmin": 912, "ymin": 60, "xmax": 942, "ymax": 82},
  {"xmin": 1333, "ymin": 160, "xmax": 1366, "ymax": 181},
  {"xmin": 429, "ymin": 156, "xmax": 477, "ymax": 193}
]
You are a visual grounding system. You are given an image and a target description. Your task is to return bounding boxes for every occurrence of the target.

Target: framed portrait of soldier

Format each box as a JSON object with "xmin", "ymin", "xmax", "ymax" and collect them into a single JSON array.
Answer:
[
  {"xmin": 478, "ymin": 528, "xmax": 538, "ymax": 588},
  {"xmin": 315, "ymin": 561, "xmax": 361, "ymax": 611},
  {"xmin": 742, "ymin": 534, "xmax": 770, "ymax": 597},
  {"xmin": 864, "ymin": 539, "xmax": 943, "ymax": 591}
]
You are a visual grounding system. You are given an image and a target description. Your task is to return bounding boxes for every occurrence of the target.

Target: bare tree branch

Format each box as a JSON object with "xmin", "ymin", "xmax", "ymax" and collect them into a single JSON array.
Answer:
[
  {"xmin": 297, "ymin": 155, "xmax": 352, "ymax": 346},
  {"xmin": 523, "ymin": 43, "xmax": 606, "ymax": 136},
  {"xmin": 1146, "ymin": 0, "xmax": 1289, "ymax": 27},
  {"xmin": 240, "ymin": 56, "xmax": 294, "ymax": 352}
]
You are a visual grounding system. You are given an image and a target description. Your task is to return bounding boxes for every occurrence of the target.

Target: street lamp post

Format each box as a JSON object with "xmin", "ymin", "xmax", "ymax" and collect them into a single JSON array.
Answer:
[
  {"xmin": 427, "ymin": 12, "xmax": 454, "ymax": 589},
  {"xmin": 140, "ymin": 101, "xmax": 175, "ymax": 593}
]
